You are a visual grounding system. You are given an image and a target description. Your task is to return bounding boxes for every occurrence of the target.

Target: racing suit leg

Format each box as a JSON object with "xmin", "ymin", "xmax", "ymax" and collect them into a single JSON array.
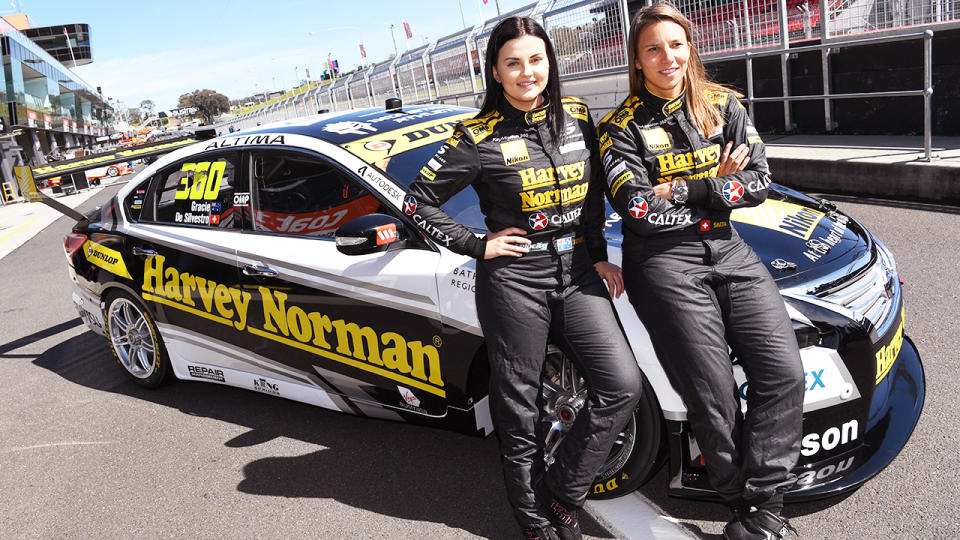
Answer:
[
  {"xmin": 623, "ymin": 240, "xmax": 748, "ymax": 502},
  {"xmin": 707, "ymin": 237, "xmax": 804, "ymax": 512},
  {"xmin": 545, "ymin": 258, "xmax": 642, "ymax": 507},
  {"xmin": 476, "ymin": 259, "xmax": 554, "ymax": 529}
]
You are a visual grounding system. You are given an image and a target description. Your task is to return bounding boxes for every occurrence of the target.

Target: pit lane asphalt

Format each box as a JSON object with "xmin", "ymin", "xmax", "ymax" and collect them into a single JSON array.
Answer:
[
  {"xmin": 0, "ymin": 182, "xmax": 628, "ymax": 539},
  {"xmin": 0, "ymin": 182, "xmax": 955, "ymax": 538}
]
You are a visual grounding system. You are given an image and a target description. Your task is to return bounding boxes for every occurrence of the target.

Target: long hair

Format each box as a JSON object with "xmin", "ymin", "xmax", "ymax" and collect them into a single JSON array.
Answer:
[
  {"xmin": 479, "ymin": 16, "xmax": 564, "ymax": 143},
  {"xmin": 627, "ymin": 2, "xmax": 739, "ymax": 136}
]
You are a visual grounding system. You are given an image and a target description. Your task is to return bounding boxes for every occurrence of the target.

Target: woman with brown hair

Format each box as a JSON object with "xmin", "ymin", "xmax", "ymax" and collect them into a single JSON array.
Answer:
[
  {"xmin": 597, "ymin": 3, "xmax": 804, "ymax": 539},
  {"xmin": 404, "ymin": 16, "xmax": 641, "ymax": 540}
]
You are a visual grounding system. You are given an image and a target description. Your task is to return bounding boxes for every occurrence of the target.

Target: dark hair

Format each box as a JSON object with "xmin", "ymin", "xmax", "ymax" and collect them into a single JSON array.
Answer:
[
  {"xmin": 628, "ymin": 2, "xmax": 739, "ymax": 136},
  {"xmin": 479, "ymin": 16, "xmax": 564, "ymax": 143}
]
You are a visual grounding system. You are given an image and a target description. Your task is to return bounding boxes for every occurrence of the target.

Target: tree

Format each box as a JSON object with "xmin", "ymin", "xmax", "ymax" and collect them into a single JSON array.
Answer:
[
  {"xmin": 126, "ymin": 107, "xmax": 143, "ymax": 124},
  {"xmin": 178, "ymin": 89, "xmax": 230, "ymax": 124},
  {"xmin": 139, "ymin": 99, "xmax": 155, "ymax": 118}
]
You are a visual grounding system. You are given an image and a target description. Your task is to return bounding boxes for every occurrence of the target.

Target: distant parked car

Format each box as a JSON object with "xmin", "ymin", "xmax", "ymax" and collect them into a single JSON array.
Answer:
[{"xmin": 85, "ymin": 162, "xmax": 133, "ymax": 183}]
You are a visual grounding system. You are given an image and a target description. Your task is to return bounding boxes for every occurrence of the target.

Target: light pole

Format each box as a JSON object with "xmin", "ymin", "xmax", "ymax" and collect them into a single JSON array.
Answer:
[{"xmin": 388, "ymin": 23, "xmax": 399, "ymax": 58}]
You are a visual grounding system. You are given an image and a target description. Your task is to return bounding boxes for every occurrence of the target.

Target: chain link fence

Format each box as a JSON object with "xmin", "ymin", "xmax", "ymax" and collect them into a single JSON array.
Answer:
[
  {"xmin": 397, "ymin": 45, "xmax": 432, "ymax": 102},
  {"xmin": 369, "ymin": 60, "xmax": 398, "ymax": 106},
  {"xmin": 347, "ymin": 71, "xmax": 371, "ymax": 109},
  {"xmin": 674, "ymin": 0, "xmax": 960, "ymax": 52},
  {"xmin": 430, "ymin": 30, "xmax": 477, "ymax": 98},
  {"xmin": 543, "ymin": 0, "xmax": 629, "ymax": 75}
]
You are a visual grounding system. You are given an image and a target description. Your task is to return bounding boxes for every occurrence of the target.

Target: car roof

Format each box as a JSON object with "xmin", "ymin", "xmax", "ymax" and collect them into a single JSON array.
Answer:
[{"xmin": 232, "ymin": 103, "xmax": 478, "ymax": 146}]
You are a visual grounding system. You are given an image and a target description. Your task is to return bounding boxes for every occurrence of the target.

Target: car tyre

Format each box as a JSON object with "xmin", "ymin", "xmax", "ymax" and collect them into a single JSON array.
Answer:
[
  {"xmin": 103, "ymin": 290, "xmax": 170, "ymax": 388},
  {"xmin": 107, "ymin": 166, "xmax": 119, "ymax": 177},
  {"xmin": 541, "ymin": 346, "xmax": 666, "ymax": 500}
]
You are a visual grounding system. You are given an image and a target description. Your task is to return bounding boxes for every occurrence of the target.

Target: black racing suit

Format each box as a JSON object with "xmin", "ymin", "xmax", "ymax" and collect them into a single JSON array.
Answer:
[
  {"xmin": 597, "ymin": 86, "xmax": 804, "ymax": 512},
  {"xmin": 405, "ymin": 96, "xmax": 642, "ymax": 529}
]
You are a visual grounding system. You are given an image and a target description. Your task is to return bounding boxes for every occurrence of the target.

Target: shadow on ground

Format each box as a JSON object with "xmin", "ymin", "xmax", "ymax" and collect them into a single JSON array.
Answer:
[
  {"xmin": 32, "ymin": 330, "xmax": 614, "ymax": 539},
  {"xmin": 636, "ymin": 458, "xmax": 858, "ymax": 538}
]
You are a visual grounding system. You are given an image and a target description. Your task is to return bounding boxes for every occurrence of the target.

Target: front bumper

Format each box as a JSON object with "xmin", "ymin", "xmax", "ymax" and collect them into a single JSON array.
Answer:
[{"xmin": 784, "ymin": 334, "xmax": 924, "ymax": 500}]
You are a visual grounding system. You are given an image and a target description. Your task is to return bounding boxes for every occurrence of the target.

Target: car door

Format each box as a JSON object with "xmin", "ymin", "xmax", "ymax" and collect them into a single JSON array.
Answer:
[
  {"xmin": 236, "ymin": 147, "xmax": 451, "ymax": 418},
  {"xmin": 131, "ymin": 149, "xmax": 250, "ymax": 380}
]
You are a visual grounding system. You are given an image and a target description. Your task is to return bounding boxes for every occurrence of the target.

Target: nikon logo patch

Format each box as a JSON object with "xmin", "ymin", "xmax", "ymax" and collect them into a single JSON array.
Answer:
[
  {"xmin": 500, "ymin": 139, "xmax": 531, "ymax": 166},
  {"xmin": 640, "ymin": 127, "xmax": 671, "ymax": 152}
]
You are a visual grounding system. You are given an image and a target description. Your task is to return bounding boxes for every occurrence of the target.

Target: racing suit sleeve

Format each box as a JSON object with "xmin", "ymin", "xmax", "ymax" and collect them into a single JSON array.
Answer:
[
  {"xmin": 583, "ymin": 113, "xmax": 609, "ymax": 263},
  {"xmin": 685, "ymin": 94, "xmax": 771, "ymax": 210},
  {"xmin": 597, "ymin": 119, "xmax": 688, "ymax": 237},
  {"xmin": 404, "ymin": 129, "xmax": 486, "ymax": 259}
]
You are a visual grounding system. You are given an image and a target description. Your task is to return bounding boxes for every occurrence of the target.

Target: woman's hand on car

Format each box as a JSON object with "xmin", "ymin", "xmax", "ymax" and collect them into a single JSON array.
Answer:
[
  {"xmin": 594, "ymin": 261, "xmax": 625, "ymax": 299},
  {"xmin": 484, "ymin": 227, "xmax": 531, "ymax": 259}
]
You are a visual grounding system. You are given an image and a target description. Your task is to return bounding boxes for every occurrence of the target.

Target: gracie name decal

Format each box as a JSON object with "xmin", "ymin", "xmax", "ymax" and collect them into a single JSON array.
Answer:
[{"xmin": 140, "ymin": 255, "xmax": 445, "ymax": 397}]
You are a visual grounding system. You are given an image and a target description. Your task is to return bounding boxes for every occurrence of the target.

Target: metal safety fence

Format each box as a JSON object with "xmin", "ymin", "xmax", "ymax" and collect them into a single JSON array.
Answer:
[
  {"xmin": 543, "ymin": 0, "xmax": 630, "ymax": 76},
  {"xmin": 219, "ymin": 0, "xmax": 958, "ymax": 135}
]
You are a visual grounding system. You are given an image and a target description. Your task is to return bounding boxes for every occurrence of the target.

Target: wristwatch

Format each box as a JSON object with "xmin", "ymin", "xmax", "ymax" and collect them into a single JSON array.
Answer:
[{"xmin": 671, "ymin": 178, "xmax": 689, "ymax": 204}]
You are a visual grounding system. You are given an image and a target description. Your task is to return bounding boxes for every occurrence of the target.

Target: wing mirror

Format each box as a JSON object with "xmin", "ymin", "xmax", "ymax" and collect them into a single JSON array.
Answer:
[{"xmin": 335, "ymin": 214, "xmax": 406, "ymax": 255}]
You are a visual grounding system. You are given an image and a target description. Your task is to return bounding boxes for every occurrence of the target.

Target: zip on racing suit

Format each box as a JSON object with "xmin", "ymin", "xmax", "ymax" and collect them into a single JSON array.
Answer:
[
  {"xmin": 597, "ymin": 85, "xmax": 804, "ymax": 512},
  {"xmin": 404, "ymin": 95, "xmax": 642, "ymax": 529}
]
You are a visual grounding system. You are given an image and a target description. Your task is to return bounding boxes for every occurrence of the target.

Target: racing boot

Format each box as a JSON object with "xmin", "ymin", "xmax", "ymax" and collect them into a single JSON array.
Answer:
[
  {"xmin": 723, "ymin": 508, "xmax": 799, "ymax": 540},
  {"xmin": 547, "ymin": 497, "xmax": 582, "ymax": 540},
  {"xmin": 521, "ymin": 524, "xmax": 560, "ymax": 540}
]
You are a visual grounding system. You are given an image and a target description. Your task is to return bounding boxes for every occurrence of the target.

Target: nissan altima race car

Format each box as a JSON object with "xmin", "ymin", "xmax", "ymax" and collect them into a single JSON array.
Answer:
[{"xmin": 63, "ymin": 103, "xmax": 924, "ymax": 502}]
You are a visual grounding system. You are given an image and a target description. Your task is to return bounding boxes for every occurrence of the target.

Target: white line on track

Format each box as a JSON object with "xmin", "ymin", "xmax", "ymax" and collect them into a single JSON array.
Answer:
[{"xmin": 3, "ymin": 441, "xmax": 118, "ymax": 452}]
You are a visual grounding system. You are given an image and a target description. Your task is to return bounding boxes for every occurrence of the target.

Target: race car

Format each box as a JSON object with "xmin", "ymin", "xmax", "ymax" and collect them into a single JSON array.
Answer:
[
  {"xmin": 62, "ymin": 103, "xmax": 924, "ymax": 502},
  {"xmin": 85, "ymin": 162, "xmax": 133, "ymax": 182}
]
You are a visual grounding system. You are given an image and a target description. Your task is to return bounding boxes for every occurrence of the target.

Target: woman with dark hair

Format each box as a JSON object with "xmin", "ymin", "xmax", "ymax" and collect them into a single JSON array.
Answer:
[
  {"xmin": 404, "ymin": 16, "xmax": 641, "ymax": 540},
  {"xmin": 597, "ymin": 3, "xmax": 803, "ymax": 539}
]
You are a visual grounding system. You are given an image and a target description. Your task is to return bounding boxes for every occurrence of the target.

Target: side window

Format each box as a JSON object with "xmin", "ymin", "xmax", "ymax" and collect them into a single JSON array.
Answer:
[
  {"xmin": 153, "ymin": 153, "xmax": 241, "ymax": 228},
  {"xmin": 252, "ymin": 150, "xmax": 386, "ymax": 237}
]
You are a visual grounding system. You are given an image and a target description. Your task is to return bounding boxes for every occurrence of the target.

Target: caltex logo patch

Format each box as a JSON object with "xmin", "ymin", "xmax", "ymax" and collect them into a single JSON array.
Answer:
[
  {"xmin": 403, "ymin": 195, "xmax": 418, "ymax": 215},
  {"xmin": 529, "ymin": 212, "xmax": 548, "ymax": 230},
  {"xmin": 628, "ymin": 197, "xmax": 648, "ymax": 219},
  {"xmin": 723, "ymin": 181, "xmax": 744, "ymax": 202}
]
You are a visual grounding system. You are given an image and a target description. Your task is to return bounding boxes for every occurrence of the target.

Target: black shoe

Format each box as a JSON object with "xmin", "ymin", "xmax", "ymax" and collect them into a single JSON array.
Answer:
[
  {"xmin": 521, "ymin": 524, "xmax": 559, "ymax": 540},
  {"xmin": 723, "ymin": 508, "xmax": 799, "ymax": 540},
  {"xmin": 547, "ymin": 497, "xmax": 582, "ymax": 540}
]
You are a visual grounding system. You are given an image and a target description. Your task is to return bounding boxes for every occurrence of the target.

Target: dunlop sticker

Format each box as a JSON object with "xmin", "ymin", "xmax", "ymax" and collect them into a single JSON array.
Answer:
[
  {"xmin": 83, "ymin": 240, "xmax": 132, "ymax": 279},
  {"xmin": 341, "ymin": 113, "xmax": 474, "ymax": 163}
]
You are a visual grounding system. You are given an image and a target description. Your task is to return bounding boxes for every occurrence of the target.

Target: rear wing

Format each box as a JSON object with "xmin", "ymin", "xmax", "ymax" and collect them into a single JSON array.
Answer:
[{"xmin": 13, "ymin": 135, "xmax": 200, "ymax": 222}]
